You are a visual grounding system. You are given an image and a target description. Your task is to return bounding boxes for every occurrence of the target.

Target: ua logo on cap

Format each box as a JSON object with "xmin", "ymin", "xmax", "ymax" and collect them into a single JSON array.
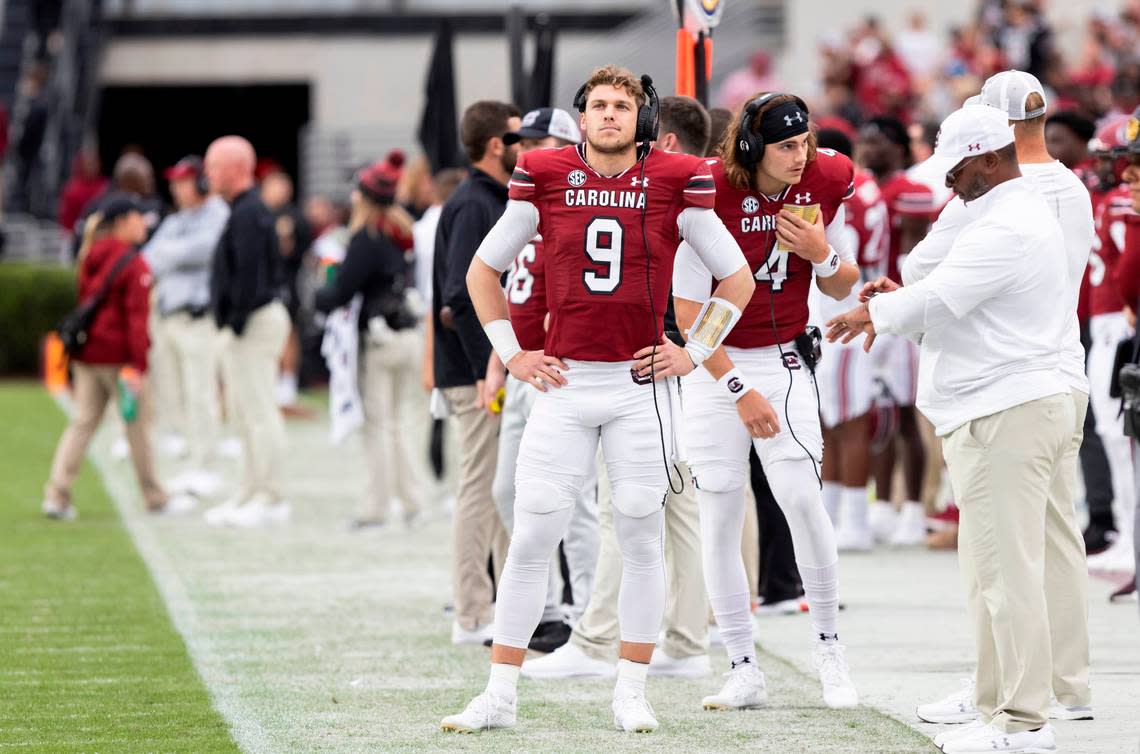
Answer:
[
  {"xmin": 967, "ymin": 143, "xmax": 982, "ymax": 152},
  {"xmin": 522, "ymin": 110, "xmax": 540, "ymax": 127}
]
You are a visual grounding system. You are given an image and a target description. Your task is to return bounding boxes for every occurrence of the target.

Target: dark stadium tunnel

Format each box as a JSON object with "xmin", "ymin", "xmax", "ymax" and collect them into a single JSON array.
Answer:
[{"xmin": 96, "ymin": 83, "xmax": 311, "ymax": 199}]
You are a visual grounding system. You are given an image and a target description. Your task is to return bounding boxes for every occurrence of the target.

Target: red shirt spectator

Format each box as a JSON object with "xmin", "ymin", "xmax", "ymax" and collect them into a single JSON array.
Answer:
[{"xmin": 59, "ymin": 150, "xmax": 109, "ymax": 235}]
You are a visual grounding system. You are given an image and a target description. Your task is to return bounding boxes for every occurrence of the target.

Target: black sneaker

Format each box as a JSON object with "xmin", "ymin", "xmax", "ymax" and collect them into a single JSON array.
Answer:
[
  {"xmin": 1083, "ymin": 523, "xmax": 1117, "ymax": 556},
  {"xmin": 528, "ymin": 620, "xmax": 572, "ymax": 654}
]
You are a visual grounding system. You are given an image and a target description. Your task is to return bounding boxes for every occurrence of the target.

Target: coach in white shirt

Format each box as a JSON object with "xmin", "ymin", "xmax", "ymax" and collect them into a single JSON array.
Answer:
[
  {"xmin": 826, "ymin": 104, "xmax": 1073, "ymax": 754},
  {"xmin": 895, "ymin": 73, "xmax": 1095, "ymax": 733}
]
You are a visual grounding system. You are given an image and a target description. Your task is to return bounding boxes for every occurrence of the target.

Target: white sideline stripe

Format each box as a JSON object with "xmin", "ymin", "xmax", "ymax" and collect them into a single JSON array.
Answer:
[{"xmin": 52, "ymin": 394, "xmax": 265, "ymax": 754}]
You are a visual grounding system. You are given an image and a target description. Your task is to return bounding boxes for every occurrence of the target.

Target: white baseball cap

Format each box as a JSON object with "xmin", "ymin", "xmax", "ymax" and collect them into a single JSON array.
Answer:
[
  {"xmin": 976, "ymin": 69, "xmax": 1047, "ymax": 120},
  {"xmin": 503, "ymin": 107, "xmax": 581, "ymax": 145},
  {"xmin": 924, "ymin": 104, "xmax": 1016, "ymax": 177}
]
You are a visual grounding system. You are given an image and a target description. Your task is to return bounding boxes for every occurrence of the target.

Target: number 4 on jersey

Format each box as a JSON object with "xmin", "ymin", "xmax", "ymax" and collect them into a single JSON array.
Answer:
[{"xmin": 754, "ymin": 247, "xmax": 788, "ymax": 292}]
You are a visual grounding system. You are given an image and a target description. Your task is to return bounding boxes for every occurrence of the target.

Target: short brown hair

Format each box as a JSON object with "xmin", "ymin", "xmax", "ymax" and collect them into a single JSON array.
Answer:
[
  {"xmin": 718, "ymin": 92, "xmax": 817, "ymax": 191},
  {"xmin": 460, "ymin": 101, "xmax": 521, "ymax": 163},
  {"xmin": 579, "ymin": 64, "xmax": 646, "ymax": 109},
  {"xmin": 659, "ymin": 95, "xmax": 711, "ymax": 156},
  {"xmin": 1020, "ymin": 91, "xmax": 1047, "ymax": 127},
  {"xmin": 706, "ymin": 107, "xmax": 733, "ymax": 157}
]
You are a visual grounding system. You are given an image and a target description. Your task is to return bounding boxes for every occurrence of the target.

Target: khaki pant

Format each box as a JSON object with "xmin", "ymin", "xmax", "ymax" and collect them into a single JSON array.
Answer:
[
  {"xmin": 225, "ymin": 302, "xmax": 290, "ymax": 504},
  {"xmin": 46, "ymin": 363, "xmax": 166, "ymax": 509},
  {"xmin": 943, "ymin": 393, "xmax": 1073, "ymax": 733},
  {"xmin": 572, "ymin": 458, "xmax": 709, "ymax": 659},
  {"xmin": 161, "ymin": 312, "xmax": 220, "ymax": 469},
  {"xmin": 1043, "ymin": 390, "xmax": 1092, "ymax": 708},
  {"xmin": 442, "ymin": 385, "xmax": 510, "ymax": 631},
  {"xmin": 148, "ymin": 301, "xmax": 185, "ymax": 436},
  {"xmin": 357, "ymin": 330, "xmax": 425, "ymax": 523}
]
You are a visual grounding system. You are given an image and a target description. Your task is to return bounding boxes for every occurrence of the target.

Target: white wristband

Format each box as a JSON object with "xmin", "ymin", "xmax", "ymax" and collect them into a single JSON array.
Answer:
[
  {"xmin": 484, "ymin": 319, "xmax": 522, "ymax": 366},
  {"xmin": 716, "ymin": 368, "xmax": 752, "ymax": 403},
  {"xmin": 812, "ymin": 247, "xmax": 842, "ymax": 278}
]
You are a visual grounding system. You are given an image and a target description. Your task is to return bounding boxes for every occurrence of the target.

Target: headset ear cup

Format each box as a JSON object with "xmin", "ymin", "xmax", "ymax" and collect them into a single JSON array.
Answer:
[{"xmin": 574, "ymin": 82, "xmax": 588, "ymax": 113}]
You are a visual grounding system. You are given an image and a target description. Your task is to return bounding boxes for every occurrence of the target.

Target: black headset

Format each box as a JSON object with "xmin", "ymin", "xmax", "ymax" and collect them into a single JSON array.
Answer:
[
  {"xmin": 734, "ymin": 92, "xmax": 810, "ymax": 170},
  {"xmin": 574, "ymin": 73, "xmax": 660, "ymax": 145}
]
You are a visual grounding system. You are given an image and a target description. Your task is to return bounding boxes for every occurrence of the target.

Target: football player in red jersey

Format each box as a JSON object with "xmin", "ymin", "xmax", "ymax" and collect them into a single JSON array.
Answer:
[
  {"xmin": 480, "ymin": 107, "xmax": 599, "ymax": 654},
  {"xmin": 1084, "ymin": 115, "xmax": 1140, "ymax": 569},
  {"xmin": 442, "ymin": 65, "xmax": 754, "ymax": 735},
  {"xmin": 672, "ymin": 92, "xmax": 861, "ymax": 711},
  {"xmin": 810, "ymin": 128, "xmax": 888, "ymax": 561},
  {"xmin": 849, "ymin": 116, "xmax": 938, "ymax": 550}
]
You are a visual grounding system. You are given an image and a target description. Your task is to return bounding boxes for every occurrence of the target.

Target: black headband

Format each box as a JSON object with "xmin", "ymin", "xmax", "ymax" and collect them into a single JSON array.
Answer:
[{"xmin": 759, "ymin": 100, "xmax": 810, "ymax": 145}]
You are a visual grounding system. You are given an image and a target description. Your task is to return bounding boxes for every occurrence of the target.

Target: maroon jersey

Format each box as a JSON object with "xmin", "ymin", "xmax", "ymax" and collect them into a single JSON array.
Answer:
[
  {"xmin": 509, "ymin": 144, "xmax": 714, "ymax": 361},
  {"xmin": 710, "ymin": 148, "xmax": 854, "ymax": 349},
  {"xmin": 845, "ymin": 169, "xmax": 890, "ymax": 282},
  {"xmin": 506, "ymin": 236, "xmax": 547, "ymax": 351},
  {"xmin": 878, "ymin": 172, "xmax": 937, "ymax": 282},
  {"xmin": 1090, "ymin": 185, "xmax": 1136, "ymax": 317}
]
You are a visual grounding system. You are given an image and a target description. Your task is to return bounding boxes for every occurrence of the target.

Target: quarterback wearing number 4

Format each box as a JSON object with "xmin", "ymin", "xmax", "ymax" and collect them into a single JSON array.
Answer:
[
  {"xmin": 673, "ymin": 92, "xmax": 862, "ymax": 710},
  {"xmin": 442, "ymin": 65, "xmax": 754, "ymax": 735}
]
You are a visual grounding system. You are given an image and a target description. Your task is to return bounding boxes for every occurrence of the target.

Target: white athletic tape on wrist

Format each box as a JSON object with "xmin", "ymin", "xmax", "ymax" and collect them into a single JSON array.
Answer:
[
  {"xmin": 484, "ymin": 319, "xmax": 522, "ymax": 366},
  {"xmin": 685, "ymin": 296, "xmax": 742, "ymax": 366},
  {"xmin": 812, "ymin": 247, "xmax": 842, "ymax": 279},
  {"xmin": 717, "ymin": 367, "xmax": 752, "ymax": 403}
]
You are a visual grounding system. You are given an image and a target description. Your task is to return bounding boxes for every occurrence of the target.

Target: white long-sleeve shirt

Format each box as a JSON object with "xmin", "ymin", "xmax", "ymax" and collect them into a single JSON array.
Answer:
[
  {"xmin": 870, "ymin": 177, "xmax": 1070, "ymax": 435},
  {"xmin": 902, "ymin": 159, "xmax": 1093, "ymax": 394}
]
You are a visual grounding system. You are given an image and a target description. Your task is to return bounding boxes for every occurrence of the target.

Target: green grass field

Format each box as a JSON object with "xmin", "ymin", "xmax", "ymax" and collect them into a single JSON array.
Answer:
[{"xmin": 0, "ymin": 383, "xmax": 237, "ymax": 753}]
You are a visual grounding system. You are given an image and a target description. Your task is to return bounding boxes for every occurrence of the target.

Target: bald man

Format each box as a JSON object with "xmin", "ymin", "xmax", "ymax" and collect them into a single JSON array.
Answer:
[{"xmin": 204, "ymin": 136, "xmax": 291, "ymax": 528}]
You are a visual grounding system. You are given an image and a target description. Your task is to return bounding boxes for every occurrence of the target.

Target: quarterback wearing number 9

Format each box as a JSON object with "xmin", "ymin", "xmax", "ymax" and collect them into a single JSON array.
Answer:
[
  {"xmin": 443, "ymin": 64, "xmax": 754, "ymax": 736},
  {"xmin": 672, "ymin": 92, "xmax": 862, "ymax": 712}
]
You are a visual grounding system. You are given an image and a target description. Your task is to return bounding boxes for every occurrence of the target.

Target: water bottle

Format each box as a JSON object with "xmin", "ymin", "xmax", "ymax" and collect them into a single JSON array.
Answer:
[{"xmin": 118, "ymin": 367, "xmax": 140, "ymax": 423}]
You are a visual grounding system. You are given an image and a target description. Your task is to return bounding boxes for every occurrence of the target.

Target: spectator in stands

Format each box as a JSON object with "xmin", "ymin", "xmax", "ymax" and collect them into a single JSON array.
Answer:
[
  {"xmin": 716, "ymin": 51, "xmax": 781, "ymax": 111},
  {"xmin": 58, "ymin": 146, "xmax": 108, "ymax": 240},
  {"xmin": 42, "ymin": 194, "xmax": 196, "ymax": 520},
  {"xmin": 143, "ymin": 156, "xmax": 231, "ymax": 501},
  {"xmin": 314, "ymin": 151, "xmax": 426, "ymax": 530},
  {"xmin": 432, "ymin": 100, "xmax": 519, "ymax": 644},
  {"xmin": 73, "ymin": 152, "xmax": 165, "ymax": 258},
  {"xmin": 204, "ymin": 136, "xmax": 291, "ymax": 528},
  {"xmin": 260, "ymin": 170, "xmax": 312, "ymax": 408}
]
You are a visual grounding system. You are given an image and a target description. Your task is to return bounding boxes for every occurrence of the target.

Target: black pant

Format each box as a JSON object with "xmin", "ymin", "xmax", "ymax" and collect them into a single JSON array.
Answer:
[
  {"xmin": 750, "ymin": 449, "xmax": 803, "ymax": 603},
  {"xmin": 1080, "ymin": 322, "xmax": 1116, "ymax": 528}
]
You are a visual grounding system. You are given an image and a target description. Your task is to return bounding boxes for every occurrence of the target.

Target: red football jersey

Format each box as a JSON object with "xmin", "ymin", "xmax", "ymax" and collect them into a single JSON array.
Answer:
[
  {"xmin": 1090, "ymin": 185, "xmax": 1137, "ymax": 316},
  {"xmin": 845, "ymin": 169, "xmax": 890, "ymax": 282},
  {"xmin": 506, "ymin": 237, "xmax": 547, "ymax": 351},
  {"xmin": 509, "ymin": 144, "xmax": 715, "ymax": 361},
  {"xmin": 710, "ymin": 148, "xmax": 854, "ymax": 349},
  {"xmin": 878, "ymin": 171, "xmax": 937, "ymax": 282}
]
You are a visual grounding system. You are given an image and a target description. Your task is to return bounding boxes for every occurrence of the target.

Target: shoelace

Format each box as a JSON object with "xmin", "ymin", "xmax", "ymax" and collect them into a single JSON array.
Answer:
[{"xmin": 816, "ymin": 646, "xmax": 851, "ymax": 688}]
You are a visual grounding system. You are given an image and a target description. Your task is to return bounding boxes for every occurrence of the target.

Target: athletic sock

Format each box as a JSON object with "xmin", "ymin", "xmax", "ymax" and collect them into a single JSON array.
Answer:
[
  {"xmin": 486, "ymin": 663, "xmax": 520, "ymax": 700},
  {"xmin": 841, "ymin": 487, "xmax": 868, "ymax": 531},
  {"xmin": 709, "ymin": 591, "xmax": 756, "ymax": 669},
  {"xmin": 730, "ymin": 653, "xmax": 757, "ymax": 670},
  {"xmin": 822, "ymin": 481, "xmax": 841, "ymax": 525},
  {"xmin": 798, "ymin": 559, "xmax": 840, "ymax": 640},
  {"xmin": 614, "ymin": 658, "xmax": 649, "ymax": 698}
]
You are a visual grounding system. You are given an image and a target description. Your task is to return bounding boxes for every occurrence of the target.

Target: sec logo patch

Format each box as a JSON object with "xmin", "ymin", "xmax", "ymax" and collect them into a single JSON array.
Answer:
[
  {"xmin": 568, "ymin": 169, "xmax": 587, "ymax": 187},
  {"xmin": 742, "ymin": 196, "xmax": 759, "ymax": 214}
]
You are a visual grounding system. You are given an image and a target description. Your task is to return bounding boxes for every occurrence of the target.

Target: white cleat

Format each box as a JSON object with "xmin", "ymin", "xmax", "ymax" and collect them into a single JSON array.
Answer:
[
  {"xmin": 521, "ymin": 642, "xmax": 615, "ymax": 678},
  {"xmin": 110, "ymin": 436, "xmax": 130, "ymax": 461},
  {"xmin": 648, "ymin": 648, "xmax": 711, "ymax": 679},
  {"xmin": 702, "ymin": 662, "xmax": 768, "ymax": 710},
  {"xmin": 933, "ymin": 719, "xmax": 987, "ymax": 748},
  {"xmin": 813, "ymin": 643, "xmax": 858, "ymax": 709},
  {"xmin": 1048, "ymin": 700, "xmax": 1093, "ymax": 721},
  {"xmin": 217, "ymin": 436, "xmax": 243, "ymax": 460},
  {"xmin": 150, "ymin": 494, "xmax": 199, "ymax": 516},
  {"xmin": 440, "ymin": 692, "xmax": 516, "ymax": 733},
  {"xmin": 941, "ymin": 722, "xmax": 1056, "ymax": 753},
  {"xmin": 917, "ymin": 678, "xmax": 979, "ymax": 724},
  {"xmin": 890, "ymin": 503, "xmax": 927, "ymax": 547},
  {"xmin": 450, "ymin": 621, "xmax": 493, "ymax": 646},
  {"xmin": 1086, "ymin": 536, "xmax": 1134, "ymax": 573},
  {"xmin": 836, "ymin": 525, "xmax": 873, "ymax": 552},
  {"xmin": 168, "ymin": 469, "xmax": 224, "ymax": 499},
  {"xmin": 41, "ymin": 498, "xmax": 77, "ymax": 521},
  {"xmin": 224, "ymin": 499, "xmax": 291, "ymax": 528},
  {"xmin": 204, "ymin": 498, "xmax": 242, "ymax": 527},
  {"xmin": 612, "ymin": 692, "xmax": 658, "ymax": 733},
  {"xmin": 160, "ymin": 433, "xmax": 189, "ymax": 460}
]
